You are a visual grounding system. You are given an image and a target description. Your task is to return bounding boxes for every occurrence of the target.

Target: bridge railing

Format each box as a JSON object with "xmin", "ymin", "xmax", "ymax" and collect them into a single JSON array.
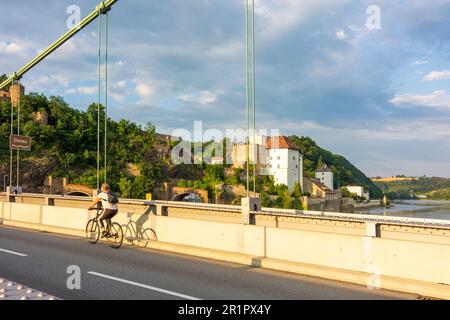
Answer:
[
  {"xmin": 2, "ymin": 192, "xmax": 450, "ymax": 229},
  {"xmin": 2, "ymin": 192, "xmax": 450, "ymax": 298}
]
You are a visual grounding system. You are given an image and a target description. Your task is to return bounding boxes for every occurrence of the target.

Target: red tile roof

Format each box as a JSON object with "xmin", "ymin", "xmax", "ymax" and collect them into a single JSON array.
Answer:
[{"xmin": 266, "ymin": 136, "xmax": 299, "ymax": 150}]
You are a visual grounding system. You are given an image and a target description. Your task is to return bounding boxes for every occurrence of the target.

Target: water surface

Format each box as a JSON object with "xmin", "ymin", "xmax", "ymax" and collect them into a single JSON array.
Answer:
[{"xmin": 357, "ymin": 200, "xmax": 450, "ymax": 220}]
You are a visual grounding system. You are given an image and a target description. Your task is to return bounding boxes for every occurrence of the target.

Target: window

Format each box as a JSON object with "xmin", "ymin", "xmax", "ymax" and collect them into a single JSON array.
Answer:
[
  {"xmin": 270, "ymin": 157, "xmax": 272, "ymax": 160},
  {"xmin": 277, "ymin": 164, "xmax": 280, "ymax": 169},
  {"xmin": 277, "ymin": 156, "xmax": 280, "ymax": 160},
  {"xmin": 293, "ymin": 156, "xmax": 296, "ymax": 160},
  {"xmin": 296, "ymin": 165, "xmax": 298, "ymax": 169}
]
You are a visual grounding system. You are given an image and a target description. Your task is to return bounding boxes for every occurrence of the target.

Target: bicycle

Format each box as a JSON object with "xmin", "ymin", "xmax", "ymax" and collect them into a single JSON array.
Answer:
[
  {"xmin": 123, "ymin": 212, "xmax": 157, "ymax": 248},
  {"xmin": 86, "ymin": 207, "xmax": 124, "ymax": 249}
]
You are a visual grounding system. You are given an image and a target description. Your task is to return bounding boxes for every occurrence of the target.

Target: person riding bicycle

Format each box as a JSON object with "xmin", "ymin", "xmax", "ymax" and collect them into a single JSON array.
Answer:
[{"xmin": 89, "ymin": 183, "xmax": 119, "ymax": 237}]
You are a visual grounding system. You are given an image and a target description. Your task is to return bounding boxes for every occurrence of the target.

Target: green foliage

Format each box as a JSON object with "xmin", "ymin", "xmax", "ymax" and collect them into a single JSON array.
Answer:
[
  {"xmin": 225, "ymin": 167, "xmax": 243, "ymax": 185},
  {"xmin": 118, "ymin": 177, "xmax": 132, "ymax": 199},
  {"xmin": 424, "ymin": 189, "xmax": 450, "ymax": 200},
  {"xmin": 341, "ymin": 187, "xmax": 365, "ymax": 202},
  {"xmin": 203, "ymin": 165, "xmax": 225, "ymax": 184},
  {"xmin": 0, "ymin": 93, "xmax": 166, "ymax": 199},
  {"xmin": 292, "ymin": 182, "xmax": 302, "ymax": 198},
  {"xmin": 341, "ymin": 187, "xmax": 351, "ymax": 198},
  {"xmin": 260, "ymin": 191, "xmax": 271, "ymax": 207},
  {"xmin": 375, "ymin": 176, "xmax": 450, "ymax": 200},
  {"xmin": 281, "ymin": 190, "xmax": 291, "ymax": 209},
  {"xmin": 291, "ymin": 197, "xmax": 303, "ymax": 210},
  {"xmin": 0, "ymin": 74, "xmax": 10, "ymax": 90}
]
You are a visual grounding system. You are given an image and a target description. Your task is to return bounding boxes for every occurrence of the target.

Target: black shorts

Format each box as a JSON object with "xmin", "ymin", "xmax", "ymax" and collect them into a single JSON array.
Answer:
[{"xmin": 100, "ymin": 209, "xmax": 118, "ymax": 221}]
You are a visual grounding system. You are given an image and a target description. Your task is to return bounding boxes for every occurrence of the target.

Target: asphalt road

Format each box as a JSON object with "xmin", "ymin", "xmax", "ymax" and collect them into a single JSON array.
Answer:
[{"xmin": 0, "ymin": 225, "xmax": 417, "ymax": 300}]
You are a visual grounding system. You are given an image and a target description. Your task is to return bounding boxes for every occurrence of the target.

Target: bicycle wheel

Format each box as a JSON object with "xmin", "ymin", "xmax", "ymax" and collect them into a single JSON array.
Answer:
[
  {"xmin": 124, "ymin": 225, "xmax": 136, "ymax": 245},
  {"xmin": 86, "ymin": 219, "xmax": 100, "ymax": 244},
  {"xmin": 139, "ymin": 228, "xmax": 157, "ymax": 247},
  {"xmin": 108, "ymin": 222, "xmax": 124, "ymax": 249}
]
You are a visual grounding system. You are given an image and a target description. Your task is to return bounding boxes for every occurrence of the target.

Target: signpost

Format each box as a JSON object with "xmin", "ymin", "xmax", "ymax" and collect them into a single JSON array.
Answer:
[{"xmin": 9, "ymin": 134, "xmax": 31, "ymax": 151}]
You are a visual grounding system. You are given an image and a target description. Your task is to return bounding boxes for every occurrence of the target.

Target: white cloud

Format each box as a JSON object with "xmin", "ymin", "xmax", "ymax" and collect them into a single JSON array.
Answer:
[
  {"xmin": 178, "ymin": 90, "xmax": 222, "ymax": 105},
  {"xmin": 336, "ymin": 29, "xmax": 346, "ymax": 40},
  {"xmin": 113, "ymin": 81, "xmax": 127, "ymax": 90},
  {"xmin": 64, "ymin": 88, "xmax": 76, "ymax": 94},
  {"xmin": 390, "ymin": 90, "xmax": 450, "ymax": 109},
  {"xmin": 255, "ymin": 0, "xmax": 343, "ymax": 39},
  {"xmin": 208, "ymin": 41, "xmax": 244, "ymax": 57},
  {"xmin": 136, "ymin": 83, "xmax": 154, "ymax": 98},
  {"xmin": 0, "ymin": 41, "xmax": 25, "ymax": 54},
  {"xmin": 110, "ymin": 81, "xmax": 128, "ymax": 103},
  {"xmin": 424, "ymin": 70, "xmax": 450, "ymax": 81},
  {"xmin": 77, "ymin": 86, "xmax": 97, "ymax": 95},
  {"xmin": 27, "ymin": 74, "xmax": 70, "ymax": 92},
  {"xmin": 412, "ymin": 60, "xmax": 428, "ymax": 65},
  {"xmin": 65, "ymin": 86, "xmax": 97, "ymax": 95}
]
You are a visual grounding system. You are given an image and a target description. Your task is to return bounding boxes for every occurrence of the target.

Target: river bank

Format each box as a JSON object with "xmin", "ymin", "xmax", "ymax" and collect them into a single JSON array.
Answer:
[{"xmin": 354, "ymin": 199, "xmax": 450, "ymax": 220}]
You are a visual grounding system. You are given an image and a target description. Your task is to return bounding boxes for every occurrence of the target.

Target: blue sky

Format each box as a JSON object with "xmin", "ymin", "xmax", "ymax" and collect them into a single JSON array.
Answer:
[{"xmin": 2, "ymin": 0, "xmax": 450, "ymax": 177}]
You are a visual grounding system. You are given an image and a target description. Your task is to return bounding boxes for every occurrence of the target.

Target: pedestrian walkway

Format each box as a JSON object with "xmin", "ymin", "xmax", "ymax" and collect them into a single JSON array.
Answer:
[{"xmin": 0, "ymin": 277, "xmax": 58, "ymax": 300}]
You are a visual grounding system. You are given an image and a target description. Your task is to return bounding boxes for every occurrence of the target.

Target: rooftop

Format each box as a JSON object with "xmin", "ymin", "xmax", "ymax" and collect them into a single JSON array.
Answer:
[
  {"xmin": 265, "ymin": 136, "xmax": 299, "ymax": 150},
  {"xmin": 316, "ymin": 164, "xmax": 332, "ymax": 172}
]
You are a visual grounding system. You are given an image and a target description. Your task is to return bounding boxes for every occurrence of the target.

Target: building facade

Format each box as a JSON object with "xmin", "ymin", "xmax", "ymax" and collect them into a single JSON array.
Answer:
[
  {"xmin": 345, "ymin": 185, "xmax": 370, "ymax": 200},
  {"xmin": 315, "ymin": 165, "xmax": 334, "ymax": 190},
  {"xmin": 266, "ymin": 144, "xmax": 303, "ymax": 192},
  {"xmin": 231, "ymin": 135, "xmax": 303, "ymax": 193}
]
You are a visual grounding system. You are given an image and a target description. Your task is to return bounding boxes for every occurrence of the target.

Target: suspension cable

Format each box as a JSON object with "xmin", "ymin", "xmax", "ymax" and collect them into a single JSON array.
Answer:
[
  {"xmin": 97, "ymin": 13, "xmax": 102, "ymax": 190},
  {"xmin": 245, "ymin": 0, "xmax": 250, "ymax": 197},
  {"xmin": 16, "ymin": 79, "xmax": 21, "ymax": 187},
  {"xmin": 9, "ymin": 81, "xmax": 14, "ymax": 187},
  {"xmin": 251, "ymin": 0, "xmax": 256, "ymax": 195},
  {"xmin": 104, "ymin": 12, "xmax": 109, "ymax": 185}
]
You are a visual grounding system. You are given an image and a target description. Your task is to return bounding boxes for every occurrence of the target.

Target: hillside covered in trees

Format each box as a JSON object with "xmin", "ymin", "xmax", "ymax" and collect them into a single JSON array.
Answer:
[
  {"xmin": 374, "ymin": 177, "xmax": 450, "ymax": 200},
  {"xmin": 0, "ymin": 92, "xmax": 167, "ymax": 199},
  {"xmin": 289, "ymin": 135, "xmax": 382, "ymax": 198},
  {"xmin": 0, "ymin": 90, "xmax": 381, "ymax": 200}
]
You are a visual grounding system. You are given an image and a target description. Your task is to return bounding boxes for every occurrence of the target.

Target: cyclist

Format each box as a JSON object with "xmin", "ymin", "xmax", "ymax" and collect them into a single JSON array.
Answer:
[{"xmin": 89, "ymin": 183, "xmax": 119, "ymax": 237}]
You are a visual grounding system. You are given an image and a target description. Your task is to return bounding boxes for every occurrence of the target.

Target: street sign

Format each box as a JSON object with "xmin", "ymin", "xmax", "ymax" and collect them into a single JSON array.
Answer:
[{"xmin": 9, "ymin": 134, "xmax": 31, "ymax": 151}]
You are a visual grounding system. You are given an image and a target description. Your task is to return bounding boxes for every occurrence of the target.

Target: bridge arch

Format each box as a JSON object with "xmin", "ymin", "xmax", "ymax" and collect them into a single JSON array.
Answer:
[
  {"xmin": 65, "ymin": 191, "xmax": 91, "ymax": 197},
  {"xmin": 172, "ymin": 192, "xmax": 203, "ymax": 203}
]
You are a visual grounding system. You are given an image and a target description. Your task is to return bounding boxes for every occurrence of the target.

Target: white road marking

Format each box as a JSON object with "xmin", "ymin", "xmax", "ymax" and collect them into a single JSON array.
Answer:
[
  {"xmin": 0, "ymin": 248, "xmax": 28, "ymax": 257},
  {"xmin": 87, "ymin": 271, "xmax": 201, "ymax": 300}
]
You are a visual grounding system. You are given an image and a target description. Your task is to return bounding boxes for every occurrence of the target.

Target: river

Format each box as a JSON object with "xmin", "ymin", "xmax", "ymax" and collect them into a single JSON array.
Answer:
[{"xmin": 357, "ymin": 200, "xmax": 450, "ymax": 220}]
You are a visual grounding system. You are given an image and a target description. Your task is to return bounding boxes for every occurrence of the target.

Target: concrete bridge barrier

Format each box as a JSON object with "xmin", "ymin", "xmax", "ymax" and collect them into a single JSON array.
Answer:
[{"xmin": 1, "ymin": 193, "xmax": 450, "ymax": 299}]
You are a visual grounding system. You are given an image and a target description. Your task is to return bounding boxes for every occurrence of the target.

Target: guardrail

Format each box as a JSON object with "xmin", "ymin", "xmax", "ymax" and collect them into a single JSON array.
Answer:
[
  {"xmin": 2, "ymin": 192, "xmax": 450, "ymax": 298},
  {"xmin": 258, "ymin": 208, "xmax": 450, "ymax": 229},
  {"xmin": 2, "ymin": 192, "xmax": 450, "ymax": 229}
]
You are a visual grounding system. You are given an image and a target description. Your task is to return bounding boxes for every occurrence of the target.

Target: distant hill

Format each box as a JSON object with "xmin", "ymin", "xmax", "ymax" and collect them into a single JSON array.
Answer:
[
  {"xmin": 289, "ymin": 135, "xmax": 382, "ymax": 199},
  {"xmin": 374, "ymin": 176, "xmax": 450, "ymax": 199}
]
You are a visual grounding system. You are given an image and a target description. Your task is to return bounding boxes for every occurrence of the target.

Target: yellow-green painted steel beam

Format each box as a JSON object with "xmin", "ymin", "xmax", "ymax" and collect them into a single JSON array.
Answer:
[{"xmin": 0, "ymin": 0, "xmax": 118, "ymax": 91}]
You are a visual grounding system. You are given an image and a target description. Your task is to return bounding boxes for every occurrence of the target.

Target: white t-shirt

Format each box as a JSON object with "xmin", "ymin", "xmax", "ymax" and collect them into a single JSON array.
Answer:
[{"xmin": 97, "ymin": 192, "xmax": 118, "ymax": 210}]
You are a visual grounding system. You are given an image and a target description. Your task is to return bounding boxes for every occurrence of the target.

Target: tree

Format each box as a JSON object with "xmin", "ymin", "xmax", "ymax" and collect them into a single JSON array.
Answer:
[
  {"xmin": 291, "ymin": 197, "xmax": 303, "ymax": 210},
  {"xmin": 341, "ymin": 187, "xmax": 351, "ymax": 198},
  {"xmin": 118, "ymin": 177, "xmax": 132, "ymax": 198},
  {"xmin": 261, "ymin": 192, "xmax": 271, "ymax": 207},
  {"xmin": 131, "ymin": 175, "xmax": 153, "ymax": 199},
  {"xmin": 282, "ymin": 190, "xmax": 291, "ymax": 209},
  {"xmin": 292, "ymin": 182, "xmax": 302, "ymax": 199}
]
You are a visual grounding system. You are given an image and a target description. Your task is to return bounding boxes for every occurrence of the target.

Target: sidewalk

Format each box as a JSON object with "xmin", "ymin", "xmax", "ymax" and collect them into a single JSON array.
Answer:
[{"xmin": 0, "ymin": 277, "xmax": 58, "ymax": 300}]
